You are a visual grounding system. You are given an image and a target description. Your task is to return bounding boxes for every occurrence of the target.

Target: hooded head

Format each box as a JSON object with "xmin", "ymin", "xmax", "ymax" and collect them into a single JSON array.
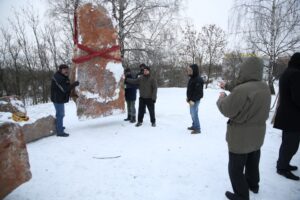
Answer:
[
  {"xmin": 237, "ymin": 57, "xmax": 263, "ymax": 84},
  {"xmin": 288, "ymin": 52, "xmax": 300, "ymax": 69},
  {"xmin": 189, "ymin": 64, "xmax": 199, "ymax": 78},
  {"xmin": 124, "ymin": 67, "xmax": 131, "ymax": 75}
]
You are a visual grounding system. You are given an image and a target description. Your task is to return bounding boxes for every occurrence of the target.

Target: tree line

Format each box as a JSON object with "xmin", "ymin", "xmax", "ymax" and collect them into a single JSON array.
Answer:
[{"xmin": 0, "ymin": 0, "xmax": 299, "ymax": 105}]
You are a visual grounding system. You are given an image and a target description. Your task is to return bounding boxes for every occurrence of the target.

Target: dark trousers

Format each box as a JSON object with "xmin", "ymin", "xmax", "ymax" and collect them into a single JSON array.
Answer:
[
  {"xmin": 126, "ymin": 100, "xmax": 136, "ymax": 117},
  {"xmin": 138, "ymin": 98, "xmax": 155, "ymax": 123},
  {"xmin": 228, "ymin": 150, "xmax": 261, "ymax": 200},
  {"xmin": 277, "ymin": 131, "xmax": 300, "ymax": 170}
]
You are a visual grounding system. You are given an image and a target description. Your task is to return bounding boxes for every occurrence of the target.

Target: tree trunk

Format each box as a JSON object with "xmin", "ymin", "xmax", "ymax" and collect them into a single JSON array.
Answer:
[
  {"xmin": 268, "ymin": 78, "xmax": 275, "ymax": 95},
  {"xmin": 205, "ymin": 61, "xmax": 212, "ymax": 89}
]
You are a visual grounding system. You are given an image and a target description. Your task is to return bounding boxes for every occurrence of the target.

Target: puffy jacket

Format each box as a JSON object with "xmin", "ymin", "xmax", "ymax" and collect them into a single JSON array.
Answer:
[
  {"xmin": 274, "ymin": 53, "xmax": 300, "ymax": 132},
  {"xmin": 124, "ymin": 73, "xmax": 137, "ymax": 101},
  {"xmin": 217, "ymin": 57, "xmax": 271, "ymax": 154},
  {"xmin": 51, "ymin": 71, "xmax": 75, "ymax": 103},
  {"xmin": 126, "ymin": 74, "xmax": 157, "ymax": 101},
  {"xmin": 187, "ymin": 64, "xmax": 204, "ymax": 102}
]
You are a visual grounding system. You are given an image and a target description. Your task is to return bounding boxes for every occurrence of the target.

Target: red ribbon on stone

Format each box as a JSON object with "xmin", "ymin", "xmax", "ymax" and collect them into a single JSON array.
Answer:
[{"xmin": 72, "ymin": 3, "xmax": 121, "ymax": 64}]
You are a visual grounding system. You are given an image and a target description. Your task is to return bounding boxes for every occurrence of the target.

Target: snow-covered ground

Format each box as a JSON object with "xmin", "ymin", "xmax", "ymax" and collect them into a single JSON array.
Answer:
[{"xmin": 5, "ymin": 88, "xmax": 300, "ymax": 200}]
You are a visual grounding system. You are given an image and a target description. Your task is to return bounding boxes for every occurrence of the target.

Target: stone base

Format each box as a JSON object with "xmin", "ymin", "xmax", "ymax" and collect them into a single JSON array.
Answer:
[
  {"xmin": 0, "ymin": 122, "xmax": 32, "ymax": 199},
  {"xmin": 23, "ymin": 115, "xmax": 56, "ymax": 143}
]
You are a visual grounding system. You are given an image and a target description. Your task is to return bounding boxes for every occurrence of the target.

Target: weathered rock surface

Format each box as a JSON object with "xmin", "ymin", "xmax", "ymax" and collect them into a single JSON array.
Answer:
[
  {"xmin": 71, "ymin": 3, "xmax": 125, "ymax": 119},
  {"xmin": 0, "ymin": 96, "xmax": 26, "ymax": 114},
  {"xmin": 23, "ymin": 115, "xmax": 56, "ymax": 143},
  {"xmin": 0, "ymin": 122, "xmax": 32, "ymax": 199},
  {"xmin": 0, "ymin": 95, "xmax": 56, "ymax": 143}
]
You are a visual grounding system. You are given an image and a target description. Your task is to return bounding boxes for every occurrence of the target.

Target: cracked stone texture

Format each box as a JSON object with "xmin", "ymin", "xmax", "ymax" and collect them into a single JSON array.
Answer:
[
  {"xmin": 0, "ymin": 96, "xmax": 26, "ymax": 114},
  {"xmin": 23, "ymin": 115, "xmax": 56, "ymax": 143},
  {"xmin": 71, "ymin": 3, "xmax": 125, "ymax": 119},
  {"xmin": 0, "ymin": 122, "xmax": 32, "ymax": 199}
]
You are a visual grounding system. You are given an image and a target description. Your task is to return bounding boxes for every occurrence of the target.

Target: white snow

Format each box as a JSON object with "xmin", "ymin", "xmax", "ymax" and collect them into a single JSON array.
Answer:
[
  {"xmin": 10, "ymin": 99, "xmax": 27, "ymax": 113},
  {"xmin": 0, "ymin": 100, "xmax": 8, "ymax": 105},
  {"xmin": 0, "ymin": 102, "xmax": 54, "ymax": 125},
  {"xmin": 4, "ymin": 88, "xmax": 300, "ymax": 200},
  {"xmin": 80, "ymin": 90, "xmax": 107, "ymax": 103},
  {"xmin": 106, "ymin": 62, "xmax": 124, "ymax": 101},
  {"xmin": 106, "ymin": 62, "xmax": 123, "ymax": 83}
]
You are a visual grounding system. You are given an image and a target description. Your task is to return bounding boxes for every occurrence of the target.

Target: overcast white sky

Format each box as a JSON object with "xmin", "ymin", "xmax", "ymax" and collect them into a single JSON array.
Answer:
[
  {"xmin": 0, "ymin": 0, "xmax": 46, "ymax": 25},
  {"xmin": 0, "ymin": 0, "xmax": 234, "ymax": 31},
  {"xmin": 184, "ymin": 0, "xmax": 234, "ymax": 31}
]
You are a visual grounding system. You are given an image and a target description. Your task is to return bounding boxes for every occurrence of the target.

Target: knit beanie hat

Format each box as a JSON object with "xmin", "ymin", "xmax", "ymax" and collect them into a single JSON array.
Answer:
[
  {"xmin": 59, "ymin": 64, "xmax": 69, "ymax": 70},
  {"xmin": 144, "ymin": 66, "xmax": 150, "ymax": 71}
]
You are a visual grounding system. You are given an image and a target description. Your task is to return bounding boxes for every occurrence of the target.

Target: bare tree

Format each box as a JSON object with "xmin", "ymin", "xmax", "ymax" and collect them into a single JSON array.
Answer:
[
  {"xmin": 200, "ymin": 24, "xmax": 227, "ymax": 88},
  {"xmin": 1, "ymin": 28, "xmax": 22, "ymax": 96},
  {"xmin": 180, "ymin": 22, "xmax": 203, "ymax": 66},
  {"xmin": 222, "ymin": 50, "xmax": 243, "ymax": 82},
  {"xmin": 0, "ymin": 30, "xmax": 9, "ymax": 96},
  {"xmin": 230, "ymin": 0, "xmax": 300, "ymax": 94},
  {"xmin": 48, "ymin": 0, "xmax": 184, "ymax": 66},
  {"xmin": 100, "ymin": 0, "xmax": 183, "ymax": 61}
]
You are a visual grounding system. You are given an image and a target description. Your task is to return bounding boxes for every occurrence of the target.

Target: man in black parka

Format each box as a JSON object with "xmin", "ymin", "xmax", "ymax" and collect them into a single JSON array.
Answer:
[
  {"xmin": 51, "ymin": 64, "xmax": 79, "ymax": 137},
  {"xmin": 274, "ymin": 52, "xmax": 300, "ymax": 181},
  {"xmin": 186, "ymin": 64, "xmax": 204, "ymax": 134}
]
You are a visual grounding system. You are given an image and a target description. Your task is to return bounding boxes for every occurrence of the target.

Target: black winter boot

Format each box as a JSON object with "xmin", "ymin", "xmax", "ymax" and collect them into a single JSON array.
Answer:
[
  {"xmin": 124, "ymin": 114, "xmax": 131, "ymax": 121},
  {"xmin": 130, "ymin": 116, "xmax": 136, "ymax": 123},
  {"xmin": 225, "ymin": 191, "xmax": 248, "ymax": 200},
  {"xmin": 135, "ymin": 122, "xmax": 142, "ymax": 127},
  {"xmin": 277, "ymin": 169, "xmax": 300, "ymax": 181},
  {"xmin": 288, "ymin": 165, "xmax": 298, "ymax": 171}
]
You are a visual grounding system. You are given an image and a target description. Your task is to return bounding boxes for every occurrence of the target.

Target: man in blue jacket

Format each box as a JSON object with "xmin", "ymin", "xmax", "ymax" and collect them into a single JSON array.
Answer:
[{"xmin": 51, "ymin": 64, "xmax": 79, "ymax": 137}]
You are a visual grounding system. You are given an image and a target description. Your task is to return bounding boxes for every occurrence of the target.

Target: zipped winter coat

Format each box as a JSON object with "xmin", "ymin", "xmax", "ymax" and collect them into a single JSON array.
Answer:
[
  {"xmin": 187, "ymin": 64, "xmax": 204, "ymax": 102},
  {"xmin": 51, "ymin": 71, "xmax": 76, "ymax": 103},
  {"xmin": 124, "ymin": 73, "xmax": 137, "ymax": 101},
  {"xmin": 217, "ymin": 57, "xmax": 271, "ymax": 154},
  {"xmin": 126, "ymin": 73, "xmax": 157, "ymax": 101},
  {"xmin": 274, "ymin": 53, "xmax": 300, "ymax": 132}
]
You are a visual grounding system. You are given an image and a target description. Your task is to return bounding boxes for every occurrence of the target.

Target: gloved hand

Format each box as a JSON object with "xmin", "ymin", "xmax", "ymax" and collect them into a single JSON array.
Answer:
[
  {"xmin": 153, "ymin": 99, "xmax": 156, "ymax": 103},
  {"xmin": 73, "ymin": 81, "xmax": 80, "ymax": 87},
  {"xmin": 189, "ymin": 100, "xmax": 195, "ymax": 106},
  {"xmin": 219, "ymin": 92, "xmax": 227, "ymax": 98}
]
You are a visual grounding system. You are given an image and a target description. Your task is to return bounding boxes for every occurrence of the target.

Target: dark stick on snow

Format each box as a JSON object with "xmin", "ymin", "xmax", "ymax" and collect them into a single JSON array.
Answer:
[{"xmin": 93, "ymin": 156, "xmax": 121, "ymax": 159}]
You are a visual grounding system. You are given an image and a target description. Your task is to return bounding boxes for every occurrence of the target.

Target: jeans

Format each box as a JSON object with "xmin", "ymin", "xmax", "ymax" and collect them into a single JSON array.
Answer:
[
  {"xmin": 189, "ymin": 100, "xmax": 200, "ymax": 131},
  {"xmin": 126, "ymin": 100, "xmax": 136, "ymax": 117},
  {"xmin": 277, "ymin": 131, "xmax": 300, "ymax": 170},
  {"xmin": 53, "ymin": 103, "xmax": 65, "ymax": 134},
  {"xmin": 138, "ymin": 98, "xmax": 155, "ymax": 123},
  {"xmin": 228, "ymin": 150, "xmax": 261, "ymax": 200}
]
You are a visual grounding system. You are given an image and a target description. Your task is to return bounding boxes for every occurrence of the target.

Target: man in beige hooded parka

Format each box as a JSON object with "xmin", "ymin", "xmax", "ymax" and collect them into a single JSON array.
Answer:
[{"xmin": 217, "ymin": 57, "xmax": 271, "ymax": 200}]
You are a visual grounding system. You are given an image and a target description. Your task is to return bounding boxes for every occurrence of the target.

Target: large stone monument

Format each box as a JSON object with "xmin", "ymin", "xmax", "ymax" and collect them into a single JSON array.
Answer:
[{"xmin": 71, "ymin": 3, "xmax": 125, "ymax": 119}]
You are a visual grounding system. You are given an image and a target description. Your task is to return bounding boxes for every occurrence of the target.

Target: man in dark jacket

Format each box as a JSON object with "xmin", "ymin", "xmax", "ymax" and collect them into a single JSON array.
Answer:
[
  {"xmin": 186, "ymin": 64, "xmax": 204, "ymax": 134},
  {"xmin": 126, "ymin": 65, "xmax": 157, "ymax": 127},
  {"xmin": 51, "ymin": 64, "xmax": 79, "ymax": 137},
  {"xmin": 124, "ymin": 68, "xmax": 137, "ymax": 123},
  {"xmin": 274, "ymin": 52, "xmax": 300, "ymax": 181},
  {"xmin": 217, "ymin": 57, "xmax": 271, "ymax": 200}
]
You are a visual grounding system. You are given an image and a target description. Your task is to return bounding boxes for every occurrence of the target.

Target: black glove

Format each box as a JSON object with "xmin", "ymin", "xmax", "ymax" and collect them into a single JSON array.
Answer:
[
  {"xmin": 153, "ymin": 99, "xmax": 156, "ymax": 103},
  {"xmin": 73, "ymin": 81, "xmax": 80, "ymax": 87}
]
